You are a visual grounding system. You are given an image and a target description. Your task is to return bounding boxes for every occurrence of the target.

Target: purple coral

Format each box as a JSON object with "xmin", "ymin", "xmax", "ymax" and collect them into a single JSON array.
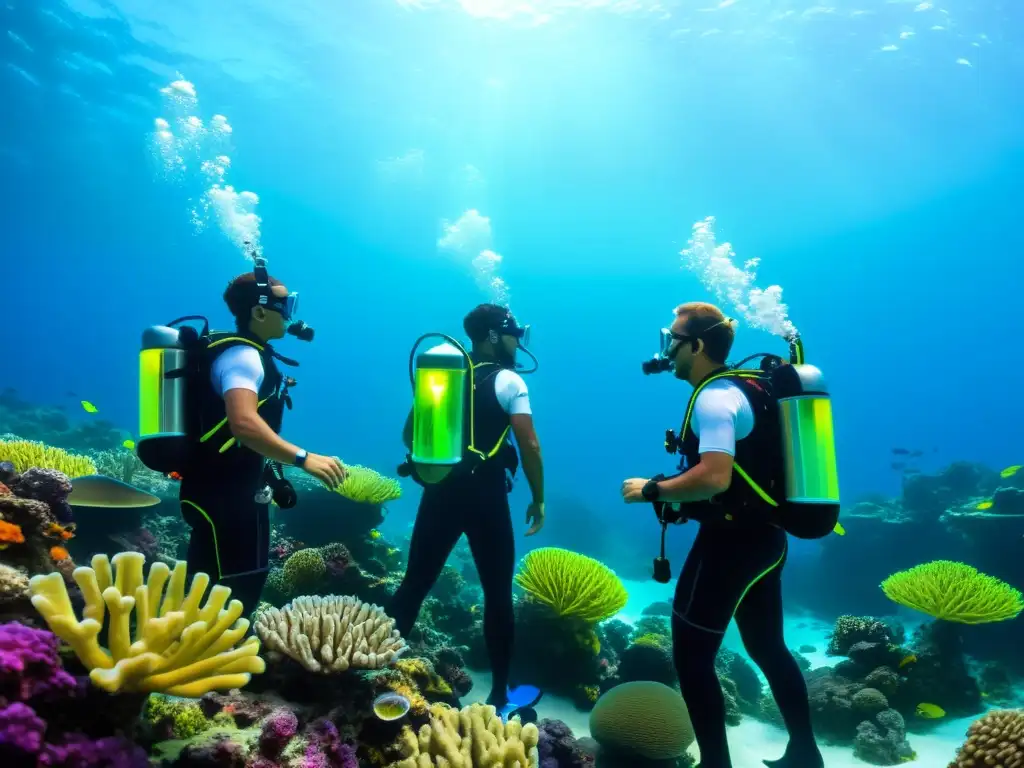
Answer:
[
  {"xmin": 0, "ymin": 623, "xmax": 77, "ymax": 704},
  {"xmin": 39, "ymin": 733, "xmax": 149, "ymax": 768},
  {"xmin": 258, "ymin": 708, "xmax": 299, "ymax": 758},
  {"xmin": 0, "ymin": 701, "xmax": 46, "ymax": 754},
  {"xmin": 299, "ymin": 720, "xmax": 358, "ymax": 768}
]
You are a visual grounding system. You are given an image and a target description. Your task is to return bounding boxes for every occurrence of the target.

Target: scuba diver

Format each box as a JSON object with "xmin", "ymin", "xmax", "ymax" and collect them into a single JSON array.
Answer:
[
  {"xmin": 621, "ymin": 301, "xmax": 829, "ymax": 768},
  {"xmin": 391, "ymin": 303, "xmax": 546, "ymax": 718},
  {"xmin": 138, "ymin": 260, "xmax": 346, "ymax": 616}
]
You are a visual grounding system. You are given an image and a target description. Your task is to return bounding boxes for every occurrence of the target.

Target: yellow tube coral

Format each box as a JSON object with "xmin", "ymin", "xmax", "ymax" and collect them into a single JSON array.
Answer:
[
  {"xmin": 880, "ymin": 560, "xmax": 1024, "ymax": 624},
  {"xmin": 514, "ymin": 547, "xmax": 628, "ymax": 623},
  {"xmin": 334, "ymin": 463, "xmax": 402, "ymax": 505},
  {"xmin": 29, "ymin": 551, "xmax": 265, "ymax": 696}
]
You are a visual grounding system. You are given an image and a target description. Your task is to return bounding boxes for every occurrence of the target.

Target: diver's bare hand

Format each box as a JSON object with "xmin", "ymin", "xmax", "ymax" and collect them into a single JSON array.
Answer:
[
  {"xmin": 525, "ymin": 502, "xmax": 545, "ymax": 536},
  {"xmin": 303, "ymin": 453, "xmax": 347, "ymax": 489}
]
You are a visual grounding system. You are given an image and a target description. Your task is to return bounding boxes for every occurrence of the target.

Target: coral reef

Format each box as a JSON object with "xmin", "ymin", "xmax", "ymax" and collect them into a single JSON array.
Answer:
[
  {"xmin": 536, "ymin": 719, "xmax": 594, "ymax": 768},
  {"xmin": 0, "ymin": 438, "xmax": 96, "ymax": 479},
  {"xmin": 30, "ymin": 551, "xmax": 265, "ymax": 695},
  {"xmin": 881, "ymin": 560, "xmax": 1024, "ymax": 624},
  {"xmin": 0, "ymin": 464, "xmax": 78, "ymax": 582},
  {"xmin": 589, "ymin": 681, "xmax": 694, "ymax": 762},
  {"xmin": 334, "ymin": 464, "xmax": 402, "ymax": 506},
  {"xmin": 947, "ymin": 709, "xmax": 1024, "ymax": 767},
  {"xmin": 514, "ymin": 548, "xmax": 628, "ymax": 624},
  {"xmin": 254, "ymin": 595, "xmax": 407, "ymax": 673},
  {"xmin": 381, "ymin": 701, "xmax": 539, "ymax": 768},
  {"xmin": 0, "ymin": 621, "xmax": 149, "ymax": 767}
]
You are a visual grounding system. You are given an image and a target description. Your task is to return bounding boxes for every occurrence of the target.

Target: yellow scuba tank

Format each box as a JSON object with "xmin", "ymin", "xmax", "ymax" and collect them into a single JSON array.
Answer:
[
  {"xmin": 410, "ymin": 338, "xmax": 471, "ymax": 485},
  {"xmin": 769, "ymin": 336, "xmax": 841, "ymax": 538}
]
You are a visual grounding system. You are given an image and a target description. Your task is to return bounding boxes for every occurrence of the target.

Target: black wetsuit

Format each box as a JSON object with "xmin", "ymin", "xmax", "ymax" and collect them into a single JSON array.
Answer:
[
  {"xmin": 389, "ymin": 361, "xmax": 519, "ymax": 703},
  {"xmin": 671, "ymin": 372, "xmax": 822, "ymax": 768},
  {"xmin": 179, "ymin": 332, "xmax": 287, "ymax": 616}
]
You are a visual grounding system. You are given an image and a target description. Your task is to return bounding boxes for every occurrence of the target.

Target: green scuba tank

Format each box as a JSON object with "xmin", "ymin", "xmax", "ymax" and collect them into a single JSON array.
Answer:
[
  {"xmin": 769, "ymin": 341, "xmax": 841, "ymax": 538},
  {"xmin": 137, "ymin": 324, "xmax": 192, "ymax": 474},
  {"xmin": 410, "ymin": 340, "xmax": 470, "ymax": 485}
]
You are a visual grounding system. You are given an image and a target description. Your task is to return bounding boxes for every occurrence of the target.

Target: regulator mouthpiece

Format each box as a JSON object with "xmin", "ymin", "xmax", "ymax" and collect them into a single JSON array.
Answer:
[
  {"xmin": 287, "ymin": 321, "xmax": 315, "ymax": 342},
  {"xmin": 642, "ymin": 355, "xmax": 674, "ymax": 375}
]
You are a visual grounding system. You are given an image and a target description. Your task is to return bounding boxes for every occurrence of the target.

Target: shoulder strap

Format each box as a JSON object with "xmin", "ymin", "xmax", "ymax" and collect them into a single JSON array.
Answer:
[{"xmin": 679, "ymin": 369, "xmax": 769, "ymax": 438}]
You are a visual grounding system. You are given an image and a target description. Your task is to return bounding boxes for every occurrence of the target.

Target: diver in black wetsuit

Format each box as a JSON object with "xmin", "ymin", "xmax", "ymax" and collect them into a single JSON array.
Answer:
[
  {"xmin": 621, "ymin": 301, "xmax": 824, "ymax": 768},
  {"xmin": 179, "ymin": 268, "xmax": 346, "ymax": 615},
  {"xmin": 390, "ymin": 304, "xmax": 546, "ymax": 711}
]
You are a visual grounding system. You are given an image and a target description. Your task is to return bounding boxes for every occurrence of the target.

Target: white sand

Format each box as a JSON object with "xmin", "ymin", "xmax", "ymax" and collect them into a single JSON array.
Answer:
[{"xmin": 463, "ymin": 578, "xmax": 970, "ymax": 765}]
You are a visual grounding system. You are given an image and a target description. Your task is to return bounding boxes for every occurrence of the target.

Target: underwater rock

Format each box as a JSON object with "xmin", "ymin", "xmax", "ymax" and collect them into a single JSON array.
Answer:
[
  {"xmin": 714, "ymin": 649, "xmax": 762, "ymax": 714},
  {"xmin": 617, "ymin": 640, "xmax": 677, "ymax": 689},
  {"xmin": 799, "ymin": 644, "xmax": 817, "ymax": 653},
  {"xmin": 827, "ymin": 616, "xmax": 901, "ymax": 656},
  {"xmin": 888, "ymin": 620, "xmax": 983, "ymax": 721},
  {"xmin": 853, "ymin": 708, "xmax": 915, "ymax": 765},
  {"xmin": 641, "ymin": 601, "xmax": 672, "ymax": 617},
  {"xmin": 537, "ymin": 718, "xmax": 595, "ymax": 768},
  {"xmin": 599, "ymin": 619, "xmax": 632, "ymax": 659},
  {"xmin": 805, "ymin": 667, "xmax": 865, "ymax": 742},
  {"xmin": 902, "ymin": 462, "xmax": 999, "ymax": 522}
]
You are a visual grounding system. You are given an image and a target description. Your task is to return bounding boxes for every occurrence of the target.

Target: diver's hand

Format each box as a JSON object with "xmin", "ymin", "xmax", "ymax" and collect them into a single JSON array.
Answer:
[
  {"xmin": 525, "ymin": 502, "xmax": 545, "ymax": 536},
  {"xmin": 621, "ymin": 478, "xmax": 649, "ymax": 503},
  {"xmin": 303, "ymin": 453, "xmax": 347, "ymax": 489}
]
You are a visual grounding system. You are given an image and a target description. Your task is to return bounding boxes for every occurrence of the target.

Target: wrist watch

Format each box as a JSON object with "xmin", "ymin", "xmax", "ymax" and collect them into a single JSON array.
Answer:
[
  {"xmin": 641, "ymin": 479, "xmax": 661, "ymax": 502},
  {"xmin": 294, "ymin": 449, "xmax": 308, "ymax": 467}
]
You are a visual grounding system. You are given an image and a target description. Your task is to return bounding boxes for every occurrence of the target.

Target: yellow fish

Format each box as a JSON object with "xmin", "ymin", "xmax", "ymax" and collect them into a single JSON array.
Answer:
[
  {"xmin": 915, "ymin": 703, "xmax": 945, "ymax": 719},
  {"xmin": 372, "ymin": 692, "xmax": 410, "ymax": 721},
  {"xmin": 833, "ymin": 522, "xmax": 846, "ymax": 536},
  {"xmin": 1001, "ymin": 465, "xmax": 1021, "ymax": 479},
  {"xmin": 898, "ymin": 654, "xmax": 917, "ymax": 669},
  {"xmin": 976, "ymin": 500, "xmax": 994, "ymax": 510},
  {"xmin": 369, "ymin": 529, "xmax": 382, "ymax": 540},
  {"xmin": 81, "ymin": 400, "xmax": 98, "ymax": 413},
  {"xmin": 122, "ymin": 439, "xmax": 135, "ymax": 450}
]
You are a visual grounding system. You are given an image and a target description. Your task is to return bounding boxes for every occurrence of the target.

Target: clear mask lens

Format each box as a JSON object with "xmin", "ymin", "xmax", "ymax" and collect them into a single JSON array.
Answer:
[
  {"xmin": 284, "ymin": 292, "xmax": 299, "ymax": 321},
  {"xmin": 519, "ymin": 325, "xmax": 531, "ymax": 348},
  {"xmin": 659, "ymin": 328, "xmax": 675, "ymax": 358}
]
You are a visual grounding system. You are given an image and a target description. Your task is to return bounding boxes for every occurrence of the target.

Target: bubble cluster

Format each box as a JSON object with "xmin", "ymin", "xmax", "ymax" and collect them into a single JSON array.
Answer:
[
  {"xmin": 680, "ymin": 216, "xmax": 797, "ymax": 340},
  {"xmin": 438, "ymin": 209, "xmax": 511, "ymax": 306},
  {"xmin": 149, "ymin": 76, "xmax": 260, "ymax": 260}
]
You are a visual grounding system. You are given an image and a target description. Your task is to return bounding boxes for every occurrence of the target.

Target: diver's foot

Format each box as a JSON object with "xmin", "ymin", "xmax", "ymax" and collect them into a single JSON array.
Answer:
[{"xmin": 763, "ymin": 748, "xmax": 825, "ymax": 768}]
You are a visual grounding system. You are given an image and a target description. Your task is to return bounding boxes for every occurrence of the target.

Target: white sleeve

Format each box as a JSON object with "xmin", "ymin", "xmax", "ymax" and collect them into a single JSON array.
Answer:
[
  {"xmin": 494, "ymin": 370, "xmax": 532, "ymax": 416},
  {"xmin": 691, "ymin": 383, "xmax": 754, "ymax": 456},
  {"xmin": 210, "ymin": 346, "xmax": 265, "ymax": 397}
]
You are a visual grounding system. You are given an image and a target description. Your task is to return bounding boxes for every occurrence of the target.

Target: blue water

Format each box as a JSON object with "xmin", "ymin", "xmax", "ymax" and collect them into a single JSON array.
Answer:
[{"xmin": 3, "ymin": 0, "xmax": 1023, "ymax": 558}]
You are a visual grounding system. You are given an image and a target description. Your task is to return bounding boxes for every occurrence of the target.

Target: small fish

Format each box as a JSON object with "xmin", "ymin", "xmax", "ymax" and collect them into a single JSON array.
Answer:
[
  {"xmin": 81, "ymin": 400, "xmax": 99, "ymax": 413},
  {"xmin": 892, "ymin": 448, "xmax": 910, "ymax": 456},
  {"xmin": 469, "ymin": 604, "xmax": 480, "ymax": 614},
  {"xmin": 167, "ymin": 471, "xmax": 183, "ymax": 481},
  {"xmin": 372, "ymin": 692, "xmax": 410, "ymax": 721},
  {"xmin": 369, "ymin": 529, "xmax": 382, "ymax": 540},
  {"xmin": 976, "ymin": 500, "xmax": 994, "ymax": 511},
  {"xmin": 981, "ymin": 692, "xmax": 989, "ymax": 698},
  {"xmin": 122, "ymin": 439, "xmax": 135, "ymax": 450},
  {"xmin": 916, "ymin": 702, "xmax": 946, "ymax": 719},
  {"xmin": 1001, "ymin": 465, "xmax": 1021, "ymax": 479},
  {"xmin": 68, "ymin": 475, "xmax": 160, "ymax": 508},
  {"xmin": 833, "ymin": 522, "xmax": 846, "ymax": 536},
  {"xmin": 898, "ymin": 654, "xmax": 917, "ymax": 668}
]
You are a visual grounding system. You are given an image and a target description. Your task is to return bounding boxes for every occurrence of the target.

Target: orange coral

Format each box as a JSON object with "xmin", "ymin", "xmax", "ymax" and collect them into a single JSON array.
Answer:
[
  {"xmin": 49, "ymin": 546, "xmax": 69, "ymax": 561},
  {"xmin": 45, "ymin": 523, "xmax": 74, "ymax": 541},
  {"xmin": 0, "ymin": 482, "xmax": 10, "ymax": 496},
  {"xmin": 0, "ymin": 521, "xmax": 25, "ymax": 545}
]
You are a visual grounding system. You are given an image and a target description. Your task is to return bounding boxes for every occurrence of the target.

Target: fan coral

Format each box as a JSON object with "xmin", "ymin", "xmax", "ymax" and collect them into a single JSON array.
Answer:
[
  {"xmin": 29, "ymin": 551, "xmax": 265, "ymax": 695},
  {"xmin": 254, "ymin": 595, "xmax": 407, "ymax": 673},
  {"xmin": 881, "ymin": 560, "xmax": 1023, "ymax": 623},
  {"xmin": 514, "ymin": 547, "xmax": 628, "ymax": 624}
]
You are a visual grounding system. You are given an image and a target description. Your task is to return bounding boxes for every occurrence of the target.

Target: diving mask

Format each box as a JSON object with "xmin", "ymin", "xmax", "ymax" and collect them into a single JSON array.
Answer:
[{"xmin": 500, "ymin": 312, "xmax": 531, "ymax": 348}]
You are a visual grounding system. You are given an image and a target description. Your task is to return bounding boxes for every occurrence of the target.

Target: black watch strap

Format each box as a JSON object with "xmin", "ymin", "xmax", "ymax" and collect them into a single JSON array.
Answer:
[{"xmin": 642, "ymin": 479, "xmax": 661, "ymax": 502}]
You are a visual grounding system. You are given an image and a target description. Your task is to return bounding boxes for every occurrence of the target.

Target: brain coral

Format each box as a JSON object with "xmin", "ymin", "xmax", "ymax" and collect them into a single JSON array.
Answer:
[{"xmin": 589, "ymin": 681, "xmax": 694, "ymax": 761}]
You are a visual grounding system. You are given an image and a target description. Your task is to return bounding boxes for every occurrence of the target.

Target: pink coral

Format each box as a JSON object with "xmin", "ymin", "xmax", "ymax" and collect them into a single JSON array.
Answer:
[{"xmin": 258, "ymin": 709, "xmax": 299, "ymax": 758}]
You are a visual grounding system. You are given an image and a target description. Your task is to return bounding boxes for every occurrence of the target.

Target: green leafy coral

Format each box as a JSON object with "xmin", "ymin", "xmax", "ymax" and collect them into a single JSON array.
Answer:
[
  {"xmin": 880, "ymin": 560, "xmax": 1024, "ymax": 624},
  {"xmin": 514, "ymin": 547, "xmax": 628, "ymax": 623},
  {"xmin": 334, "ymin": 464, "xmax": 402, "ymax": 505},
  {"xmin": 0, "ymin": 438, "xmax": 96, "ymax": 477}
]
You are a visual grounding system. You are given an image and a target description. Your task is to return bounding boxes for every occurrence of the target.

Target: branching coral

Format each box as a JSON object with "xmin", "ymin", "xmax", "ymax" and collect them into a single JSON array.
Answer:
[
  {"xmin": 0, "ymin": 438, "xmax": 96, "ymax": 478},
  {"xmin": 254, "ymin": 595, "xmax": 407, "ymax": 673},
  {"xmin": 949, "ymin": 709, "xmax": 1024, "ymax": 767},
  {"xmin": 881, "ymin": 560, "xmax": 1024, "ymax": 624},
  {"xmin": 386, "ymin": 702, "xmax": 540, "ymax": 768},
  {"xmin": 514, "ymin": 547, "xmax": 628, "ymax": 624},
  {"xmin": 334, "ymin": 463, "xmax": 402, "ymax": 505},
  {"xmin": 29, "ymin": 551, "xmax": 266, "ymax": 696}
]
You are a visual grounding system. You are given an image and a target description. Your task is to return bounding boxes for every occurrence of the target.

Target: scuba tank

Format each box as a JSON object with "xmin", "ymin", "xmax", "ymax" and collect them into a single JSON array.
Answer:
[
  {"xmin": 408, "ymin": 337, "xmax": 471, "ymax": 485},
  {"xmin": 767, "ymin": 336, "xmax": 841, "ymax": 538},
  {"xmin": 136, "ymin": 316, "xmax": 208, "ymax": 475}
]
